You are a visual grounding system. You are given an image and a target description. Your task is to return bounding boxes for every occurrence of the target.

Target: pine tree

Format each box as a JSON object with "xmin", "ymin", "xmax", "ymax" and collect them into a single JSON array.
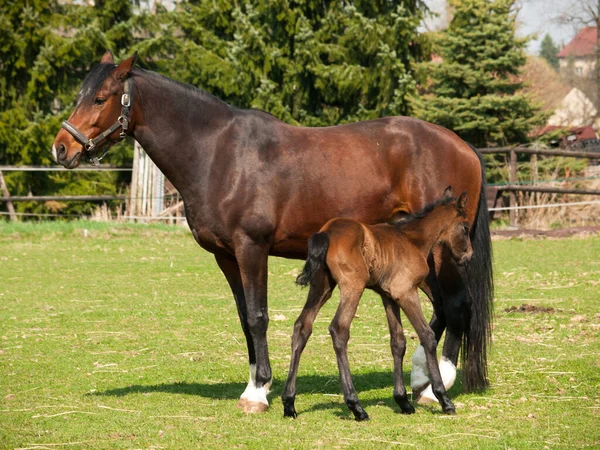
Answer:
[
  {"xmin": 413, "ymin": 0, "xmax": 545, "ymax": 147},
  {"xmin": 0, "ymin": 0, "xmax": 138, "ymax": 216},
  {"xmin": 540, "ymin": 34, "xmax": 559, "ymax": 70},
  {"xmin": 139, "ymin": 0, "xmax": 428, "ymax": 127}
]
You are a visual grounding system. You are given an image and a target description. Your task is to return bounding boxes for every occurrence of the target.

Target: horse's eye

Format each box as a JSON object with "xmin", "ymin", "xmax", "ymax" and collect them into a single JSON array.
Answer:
[
  {"xmin": 94, "ymin": 98, "xmax": 106, "ymax": 106},
  {"xmin": 463, "ymin": 225, "xmax": 469, "ymax": 235}
]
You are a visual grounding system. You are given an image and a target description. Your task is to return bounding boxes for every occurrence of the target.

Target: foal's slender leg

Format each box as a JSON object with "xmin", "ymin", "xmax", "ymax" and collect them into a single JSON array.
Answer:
[
  {"xmin": 234, "ymin": 239, "xmax": 272, "ymax": 413},
  {"xmin": 282, "ymin": 270, "xmax": 336, "ymax": 418},
  {"xmin": 381, "ymin": 294, "xmax": 414, "ymax": 414},
  {"xmin": 329, "ymin": 285, "xmax": 369, "ymax": 421},
  {"xmin": 400, "ymin": 290, "xmax": 455, "ymax": 414},
  {"xmin": 412, "ymin": 252, "xmax": 458, "ymax": 403}
]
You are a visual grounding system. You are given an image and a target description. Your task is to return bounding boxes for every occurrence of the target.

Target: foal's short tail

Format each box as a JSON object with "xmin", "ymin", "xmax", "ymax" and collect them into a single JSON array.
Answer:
[
  {"xmin": 462, "ymin": 145, "xmax": 495, "ymax": 391},
  {"xmin": 296, "ymin": 232, "xmax": 330, "ymax": 286}
]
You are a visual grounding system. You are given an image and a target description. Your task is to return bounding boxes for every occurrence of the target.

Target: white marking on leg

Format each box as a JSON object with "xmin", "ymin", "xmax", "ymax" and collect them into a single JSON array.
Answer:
[
  {"xmin": 410, "ymin": 345, "xmax": 430, "ymax": 391},
  {"xmin": 239, "ymin": 364, "xmax": 272, "ymax": 406},
  {"xmin": 417, "ymin": 356, "xmax": 457, "ymax": 404}
]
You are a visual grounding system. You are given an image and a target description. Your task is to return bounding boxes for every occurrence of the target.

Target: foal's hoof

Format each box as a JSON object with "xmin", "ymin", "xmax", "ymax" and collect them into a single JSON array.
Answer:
[
  {"xmin": 400, "ymin": 402, "xmax": 416, "ymax": 415},
  {"xmin": 237, "ymin": 398, "xmax": 269, "ymax": 414},
  {"xmin": 443, "ymin": 405, "xmax": 456, "ymax": 415},
  {"xmin": 283, "ymin": 404, "xmax": 298, "ymax": 419},
  {"xmin": 353, "ymin": 410, "xmax": 370, "ymax": 422}
]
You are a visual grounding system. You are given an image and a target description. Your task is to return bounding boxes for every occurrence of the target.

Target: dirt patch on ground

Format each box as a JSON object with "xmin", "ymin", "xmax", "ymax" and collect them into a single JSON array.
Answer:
[
  {"xmin": 504, "ymin": 304, "xmax": 555, "ymax": 314},
  {"xmin": 492, "ymin": 226, "xmax": 600, "ymax": 239}
]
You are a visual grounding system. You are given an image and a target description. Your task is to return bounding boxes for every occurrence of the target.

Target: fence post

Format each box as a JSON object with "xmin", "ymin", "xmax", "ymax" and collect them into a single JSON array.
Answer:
[
  {"xmin": 509, "ymin": 149, "xmax": 518, "ymax": 227},
  {"xmin": 0, "ymin": 170, "xmax": 17, "ymax": 222}
]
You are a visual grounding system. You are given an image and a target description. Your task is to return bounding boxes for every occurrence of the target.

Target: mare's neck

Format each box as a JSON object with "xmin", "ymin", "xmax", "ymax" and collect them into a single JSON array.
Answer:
[
  {"xmin": 400, "ymin": 206, "xmax": 454, "ymax": 256},
  {"xmin": 130, "ymin": 70, "xmax": 235, "ymax": 197}
]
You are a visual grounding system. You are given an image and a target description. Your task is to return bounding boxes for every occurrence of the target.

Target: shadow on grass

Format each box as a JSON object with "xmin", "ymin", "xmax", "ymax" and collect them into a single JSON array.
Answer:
[{"xmin": 92, "ymin": 369, "xmax": 464, "ymax": 410}]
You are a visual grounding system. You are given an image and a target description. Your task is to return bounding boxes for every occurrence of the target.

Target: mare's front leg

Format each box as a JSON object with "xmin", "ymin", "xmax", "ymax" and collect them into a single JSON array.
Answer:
[
  {"xmin": 282, "ymin": 270, "xmax": 336, "ymax": 418},
  {"xmin": 215, "ymin": 254, "xmax": 261, "ymax": 411},
  {"xmin": 381, "ymin": 294, "xmax": 414, "ymax": 414},
  {"xmin": 330, "ymin": 285, "xmax": 368, "ymax": 421},
  {"xmin": 234, "ymin": 238, "xmax": 272, "ymax": 413},
  {"xmin": 400, "ymin": 290, "xmax": 455, "ymax": 414}
]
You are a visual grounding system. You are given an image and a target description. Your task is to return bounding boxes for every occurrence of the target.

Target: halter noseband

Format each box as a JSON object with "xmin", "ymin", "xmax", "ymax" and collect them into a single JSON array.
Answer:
[{"xmin": 61, "ymin": 78, "xmax": 133, "ymax": 166}]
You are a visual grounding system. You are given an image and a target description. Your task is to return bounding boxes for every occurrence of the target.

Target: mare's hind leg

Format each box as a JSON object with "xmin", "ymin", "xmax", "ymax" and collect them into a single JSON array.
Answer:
[
  {"xmin": 282, "ymin": 270, "xmax": 336, "ymax": 418},
  {"xmin": 381, "ymin": 294, "xmax": 414, "ymax": 414},
  {"xmin": 399, "ymin": 290, "xmax": 455, "ymax": 414},
  {"xmin": 330, "ymin": 285, "xmax": 368, "ymax": 421}
]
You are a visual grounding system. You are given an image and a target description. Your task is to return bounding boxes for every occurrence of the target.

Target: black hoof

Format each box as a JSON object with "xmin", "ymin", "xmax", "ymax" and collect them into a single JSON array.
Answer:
[
  {"xmin": 443, "ymin": 406, "xmax": 456, "ymax": 415},
  {"xmin": 353, "ymin": 410, "xmax": 370, "ymax": 421},
  {"xmin": 283, "ymin": 409, "xmax": 298, "ymax": 419},
  {"xmin": 282, "ymin": 397, "xmax": 298, "ymax": 418},
  {"xmin": 400, "ymin": 402, "xmax": 415, "ymax": 415}
]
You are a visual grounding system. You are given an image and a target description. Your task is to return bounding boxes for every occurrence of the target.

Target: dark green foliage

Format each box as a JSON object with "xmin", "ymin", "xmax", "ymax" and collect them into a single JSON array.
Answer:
[
  {"xmin": 0, "ymin": 0, "xmax": 135, "ymax": 217},
  {"xmin": 1, "ymin": 0, "xmax": 428, "ymax": 218},
  {"xmin": 540, "ymin": 34, "xmax": 559, "ymax": 70},
  {"xmin": 135, "ymin": 0, "xmax": 428, "ymax": 126},
  {"xmin": 413, "ymin": 0, "xmax": 545, "ymax": 148}
]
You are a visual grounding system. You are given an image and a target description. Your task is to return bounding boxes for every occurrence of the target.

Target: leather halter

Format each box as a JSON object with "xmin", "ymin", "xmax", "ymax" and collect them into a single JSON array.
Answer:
[{"xmin": 61, "ymin": 78, "xmax": 133, "ymax": 166}]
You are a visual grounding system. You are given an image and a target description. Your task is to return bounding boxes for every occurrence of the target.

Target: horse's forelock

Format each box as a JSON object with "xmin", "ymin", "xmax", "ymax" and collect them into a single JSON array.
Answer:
[{"xmin": 77, "ymin": 63, "xmax": 117, "ymax": 106}]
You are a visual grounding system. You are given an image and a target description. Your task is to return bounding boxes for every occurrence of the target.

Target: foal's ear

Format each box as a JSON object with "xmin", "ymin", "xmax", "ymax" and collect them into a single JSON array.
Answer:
[
  {"xmin": 458, "ymin": 191, "xmax": 468, "ymax": 210},
  {"xmin": 100, "ymin": 50, "xmax": 114, "ymax": 64},
  {"xmin": 443, "ymin": 185, "xmax": 453, "ymax": 197},
  {"xmin": 114, "ymin": 51, "xmax": 138, "ymax": 81}
]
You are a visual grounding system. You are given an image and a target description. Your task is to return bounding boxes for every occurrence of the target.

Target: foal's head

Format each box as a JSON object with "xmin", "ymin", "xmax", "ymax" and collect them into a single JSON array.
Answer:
[
  {"xmin": 52, "ymin": 51, "xmax": 138, "ymax": 168},
  {"xmin": 439, "ymin": 191, "xmax": 473, "ymax": 266}
]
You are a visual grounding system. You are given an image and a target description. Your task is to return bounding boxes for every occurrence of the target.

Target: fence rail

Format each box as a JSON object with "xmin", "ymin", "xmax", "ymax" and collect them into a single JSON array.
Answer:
[{"xmin": 2, "ymin": 146, "xmax": 600, "ymax": 224}]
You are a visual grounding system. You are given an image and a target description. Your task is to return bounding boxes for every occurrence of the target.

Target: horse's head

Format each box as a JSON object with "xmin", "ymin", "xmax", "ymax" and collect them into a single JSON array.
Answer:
[
  {"xmin": 52, "ymin": 50, "xmax": 137, "ymax": 168},
  {"xmin": 440, "ymin": 190, "xmax": 473, "ymax": 266}
]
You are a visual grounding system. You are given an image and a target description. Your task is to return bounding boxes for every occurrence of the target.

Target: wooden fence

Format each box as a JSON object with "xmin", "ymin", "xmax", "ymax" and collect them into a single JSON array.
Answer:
[
  {"xmin": 1, "ymin": 145, "xmax": 600, "ymax": 225},
  {"xmin": 479, "ymin": 147, "xmax": 600, "ymax": 226}
]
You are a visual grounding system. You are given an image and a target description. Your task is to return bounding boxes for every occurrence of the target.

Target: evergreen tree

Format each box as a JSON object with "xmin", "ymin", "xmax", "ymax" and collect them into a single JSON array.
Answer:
[
  {"xmin": 413, "ymin": 0, "xmax": 545, "ymax": 147},
  {"xmin": 0, "ymin": 0, "xmax": 138, "ymax": 216},
  {"xmin": 139, "ymin": 0, "xmax": 428, "ymax": 127},
  {"xmin": 540, "ymin": 34, "xmax": 559, "ymax": 70}
]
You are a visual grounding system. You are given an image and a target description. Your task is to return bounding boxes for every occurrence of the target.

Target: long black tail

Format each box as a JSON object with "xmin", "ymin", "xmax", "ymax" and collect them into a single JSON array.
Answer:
[
  {"xmin": 296, "ymin": 232, "xmax": 330, "ymax": 286},
  {"xmin": 462, "ymin": 146, "xmax": 495, "ymax": 391}
]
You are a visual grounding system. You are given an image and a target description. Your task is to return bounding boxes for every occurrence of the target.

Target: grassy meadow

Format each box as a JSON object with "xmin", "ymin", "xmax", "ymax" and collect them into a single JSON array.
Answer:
[{"xmin": 0, "ymin": 222, "xmax": 599, "ymax": 449}]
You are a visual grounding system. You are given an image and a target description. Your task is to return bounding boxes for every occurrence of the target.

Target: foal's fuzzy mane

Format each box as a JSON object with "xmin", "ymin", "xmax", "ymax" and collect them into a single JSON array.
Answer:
[{"xmin": 391, "ymin": 195, "xmax": 460, "ymax": 227}]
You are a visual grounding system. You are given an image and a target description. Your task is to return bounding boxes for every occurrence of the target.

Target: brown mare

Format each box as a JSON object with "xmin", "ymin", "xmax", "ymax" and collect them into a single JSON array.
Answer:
[
  {"xmin": 284, "ymin": 190, "xmax": 472, "ymax": 420},
  {"xmin": 52, "ymin": 52, "xmax": 493, "ymax": 414}
]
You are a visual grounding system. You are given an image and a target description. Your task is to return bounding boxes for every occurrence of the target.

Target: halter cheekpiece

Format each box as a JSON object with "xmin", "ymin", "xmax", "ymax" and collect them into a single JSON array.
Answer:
[{"xmin": 61, "ymin": 77, "xmax": 133, "ymax": 166}]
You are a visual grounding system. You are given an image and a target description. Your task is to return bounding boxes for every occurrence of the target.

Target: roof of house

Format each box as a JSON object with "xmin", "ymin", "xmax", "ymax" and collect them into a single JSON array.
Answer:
[{"xmin": 557, "ymin": 26, "xmax": 597, "ymax": 58}]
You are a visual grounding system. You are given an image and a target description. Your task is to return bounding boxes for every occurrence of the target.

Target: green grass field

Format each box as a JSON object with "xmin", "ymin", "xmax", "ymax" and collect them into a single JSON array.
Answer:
[{"xmin": 1, "ymin": 222, "xmax": 599, "ymax": 449}]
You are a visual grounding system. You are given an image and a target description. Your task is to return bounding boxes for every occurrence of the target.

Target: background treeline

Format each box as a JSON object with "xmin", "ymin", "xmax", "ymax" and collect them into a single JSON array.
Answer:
[{"xmin": 0, "ymin": 0, "xmax": 543, "ymax": 216}]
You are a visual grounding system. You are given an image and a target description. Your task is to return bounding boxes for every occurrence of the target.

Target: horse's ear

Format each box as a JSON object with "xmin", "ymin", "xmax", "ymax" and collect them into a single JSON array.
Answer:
[
  {"xmin": 100, "ymin": 50, "xmax": 114, "ymax": 64},
  {"xmin": 114, "ymin": 51, "xmax": 138, "ymax": 81},
  {"xmin": 443, "ymin": 185, "xmax": 453, "ymax": 197},
  {"xmin": 458, "ymin": 191, "xmax": 468, "ymax": 210}
]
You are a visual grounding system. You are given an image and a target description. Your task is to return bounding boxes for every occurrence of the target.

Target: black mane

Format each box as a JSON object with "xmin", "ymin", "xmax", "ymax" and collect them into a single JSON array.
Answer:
[
  {"xmin": 76, "ymin": 62, "xmax": 233, "ymax": 110},
  {"xmin": 390, "ymin": 195, "xmax": 458, "ymax": 227}
]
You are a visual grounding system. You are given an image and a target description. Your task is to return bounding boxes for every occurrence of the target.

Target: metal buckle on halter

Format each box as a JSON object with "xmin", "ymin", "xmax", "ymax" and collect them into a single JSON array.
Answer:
[{"xmin": 121, "ymin": 93, "xmax": 130, "ymax": 107}]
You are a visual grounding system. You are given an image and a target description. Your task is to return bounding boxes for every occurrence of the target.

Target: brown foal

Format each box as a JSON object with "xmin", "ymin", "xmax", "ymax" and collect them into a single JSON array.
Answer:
[{"xmin": 282, "ymin": 190, "xmax": 473, "ymax": 420}]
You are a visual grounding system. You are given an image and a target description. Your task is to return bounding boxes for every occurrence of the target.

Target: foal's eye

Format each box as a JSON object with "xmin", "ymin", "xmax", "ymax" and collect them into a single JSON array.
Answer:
[{"xmin": 94, "ymin": 98, "xmax": 106, "ymax": 106}]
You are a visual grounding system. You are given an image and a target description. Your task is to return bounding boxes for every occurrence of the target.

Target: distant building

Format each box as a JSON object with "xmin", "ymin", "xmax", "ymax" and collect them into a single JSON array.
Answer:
[{"xmin": 557, "ymin": 26, "xmax": 597, "ymax": 77}]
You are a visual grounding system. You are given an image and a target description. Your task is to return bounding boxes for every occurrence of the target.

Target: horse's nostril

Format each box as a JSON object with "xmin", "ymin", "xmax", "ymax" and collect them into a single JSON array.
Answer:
[{"xmin": 57, "ymin": 144, "xmax": 66, "ymax": 159}]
